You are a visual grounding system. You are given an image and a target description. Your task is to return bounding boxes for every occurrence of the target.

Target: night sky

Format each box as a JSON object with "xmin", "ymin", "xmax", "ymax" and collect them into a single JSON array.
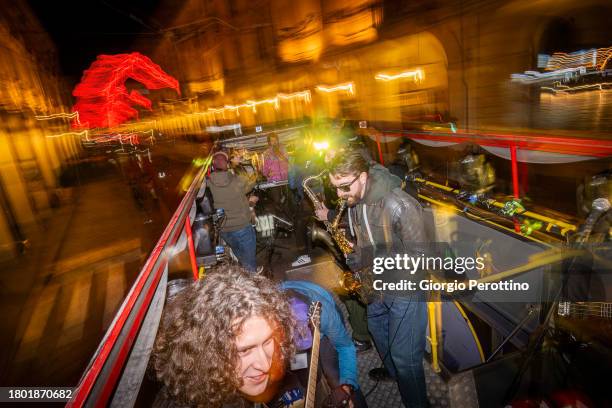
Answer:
[{"xmin": 27, "ymin": 0, "xmax": 165, "ymax": 80}]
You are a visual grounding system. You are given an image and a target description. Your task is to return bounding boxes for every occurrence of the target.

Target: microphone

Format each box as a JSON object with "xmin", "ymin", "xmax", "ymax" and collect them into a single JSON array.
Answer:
[{"xmin": 579, "ymin": 197, "xmax": 610, "ymax": 240}]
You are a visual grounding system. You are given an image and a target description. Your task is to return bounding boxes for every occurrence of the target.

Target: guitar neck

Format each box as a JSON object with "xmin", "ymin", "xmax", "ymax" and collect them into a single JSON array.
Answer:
[
  {"xmin": 305, "ymin": 325, "xmax": 320, "ymax": 408},
  {"xmin": 559, "ymin": 301, "xmax": 612, "ymax": 319}
]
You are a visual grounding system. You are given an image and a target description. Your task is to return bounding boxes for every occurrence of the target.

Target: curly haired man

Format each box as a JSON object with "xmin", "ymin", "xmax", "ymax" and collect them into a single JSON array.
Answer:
[
  {"xmin": 152, "ymin": 267, "xmax": 295, "ymax": 407},
  {"xmin": 152, "ymin": 267, "xmax": 366, "ymax": 408}
]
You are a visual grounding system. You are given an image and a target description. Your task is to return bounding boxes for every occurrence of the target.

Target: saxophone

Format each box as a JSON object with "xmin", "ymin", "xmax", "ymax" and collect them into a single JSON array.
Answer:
[
  {"xmin": 302, "ymin": 171, "xmax": 353, "ymax": 255},
  {"xmin": 303, "ymin": 171, "xmax": 370, "ymax": 301}
]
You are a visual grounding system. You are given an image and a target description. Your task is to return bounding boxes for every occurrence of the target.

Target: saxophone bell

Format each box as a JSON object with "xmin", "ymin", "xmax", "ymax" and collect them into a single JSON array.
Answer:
[{"xmin": 308, "ymin": 222, "xmax": 341, "ymax": 260}]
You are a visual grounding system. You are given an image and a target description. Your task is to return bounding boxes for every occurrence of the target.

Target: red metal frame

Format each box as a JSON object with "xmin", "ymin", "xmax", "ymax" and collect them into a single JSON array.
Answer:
[
  {"xmin": 97, "ymin": 264, "xmax": 166, "ymax": 405},
  {"xmin": 185, "ymin": 215, "xmax": 199, "ymax": 281},
  {"xmin": 510, "ymin": 146, "xmax": 520, "ymax": 199},
  {"xmin": 389, "ymin": 130, "xmax": 612, "ymax": 158},
  {"xmin": 510, "ymin": 146, "xmax": 521, "ymax": 232},
  {"xmin": 381, "ymin": 129, "xmax": 612, "ymax": 205}
]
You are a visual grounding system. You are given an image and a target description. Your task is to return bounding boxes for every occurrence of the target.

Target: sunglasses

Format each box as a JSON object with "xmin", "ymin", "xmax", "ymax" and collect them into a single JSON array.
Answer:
[{"xmin": 334, "ymin": 174, "xmax": 360, "ymax": 192}]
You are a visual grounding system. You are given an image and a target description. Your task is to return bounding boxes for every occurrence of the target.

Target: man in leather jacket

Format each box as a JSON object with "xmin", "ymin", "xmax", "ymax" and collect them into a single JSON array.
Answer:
[
  {"xmin": 327, "ymin": 150, "xmax": 430, "ymax": 408},
  {"xmin": 316, "ymin": 145, "xmax": 403, "ymax": 355}
]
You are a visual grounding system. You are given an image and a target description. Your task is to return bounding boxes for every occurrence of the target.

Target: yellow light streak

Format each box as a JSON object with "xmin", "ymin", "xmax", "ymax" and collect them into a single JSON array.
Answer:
[
  {"xmin": 246, "ymin": 98, "xmax": 279, "ymax": 109},
  {"xmin": 375, "ymin": 69, "xmax": 424, "ymax": 82},
  {"xmin": 45, "ymin": 130, "xmax": 88, "ymax": 139},
  {"xmin": 541, "ymin": 82, "xmax": 612, "ymax": 94},
  {"xmin": 203, "ymin": 89, "xmax": 312, "ymax": 115},
  {"xmin": 36, "ymin": 111, "xmax": 83, "ymax": 127},
  {"xmin": 35, "ymin": 112, "xmax": 79, "ymax": 121},
  {"xmin": 223, "ymin": 104, "xmax": 248, "ymax": 111},
  {"xmin": 315, "ymin": 82, "xmax": 355, "ymax": 95},
  {"xmin": 278, "ymin": 90, "xmax": 312, "ymax": 103}
]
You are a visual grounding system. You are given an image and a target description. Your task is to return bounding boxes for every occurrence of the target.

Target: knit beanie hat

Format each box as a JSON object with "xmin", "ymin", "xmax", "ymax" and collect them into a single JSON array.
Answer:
[{"xmin": 212, "ymin": 151, "xmax": 228, "ymax": 170}]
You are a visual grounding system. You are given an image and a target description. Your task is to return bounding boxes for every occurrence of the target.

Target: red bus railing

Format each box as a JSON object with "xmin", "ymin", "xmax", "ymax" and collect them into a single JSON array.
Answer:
[
  {"xmin": 376, "ymin": 129, "xmax": 612, "ymax": 199},
  {"xmin": 68, "ymin": 158, "xmax": 210, "ymax": 407}
]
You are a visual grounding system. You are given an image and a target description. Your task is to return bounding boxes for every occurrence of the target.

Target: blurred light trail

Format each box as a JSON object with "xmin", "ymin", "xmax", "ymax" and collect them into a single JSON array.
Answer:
[
  {"xmin": 542, "ymin": 82, "xmax": 612, "ymax": 94},
  {"xmin": 545, "ymin": 46, "xmax": 612, "ymax": 71},
  {"xmin": 511, "ymin": 67, "xmax": 586, "ymax": 83},
  {"xmin": 315, "ymin": 82, "xmax": 355, "ymax": 95},
  {"xmin": 203, "ymin": 90, "xmax": 311, "ymax": 115},
  {"xmin": 278, "ymin": 90, "xmax": 312, "ymax": 103},
  {"xmin": 35, "ymin": 111, "xmax": 82, "ymax": 126},
  {"xmin": 71, "ymin": 52, "xmax": 179, "ymax": 129},
  {"xmin": 45, "ymin": 130, "xmax": 88, "ymax": 139},
  {"xmin": 245, "ymin": 97, "xmax": 279, "ymax": 109},
  {"xmin": 375, "ymin": 68, "xmax": 424, "ymax": 82},
  {"xmin": 205, "ymin": 124, "xmax": 242, "ymax": 133}
]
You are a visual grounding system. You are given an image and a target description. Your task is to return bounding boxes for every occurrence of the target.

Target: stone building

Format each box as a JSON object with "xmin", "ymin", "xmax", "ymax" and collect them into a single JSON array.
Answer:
[{"xmin": 0, "ymin": 1, "xmax": 79, "ymax": 260}]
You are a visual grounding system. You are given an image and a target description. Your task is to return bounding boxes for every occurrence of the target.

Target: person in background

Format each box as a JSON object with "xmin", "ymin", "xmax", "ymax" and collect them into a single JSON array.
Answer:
[
  {"xmin": 208, "ymin": 151, "xmax": 257, "ymax": 272},
  {"xmin": 388, "ymin": 142, "xmax": 420, "ymax": 179},
  {"xmin": 230, "ymin": 148, "xmax": 259, "ymax": 221},
  {"xmin": 287, "ymin": 134, "xmax": 316, "ymax": 267},
  {"xmin": 341, "ymin": 123, "xmax": 373, "ymax": 163},
  {"xmin": 262, "ymin": 133, "xmax": 289, "ymax": 183},
  {"xmin": 229, "ymin": 148, "xmax": 251, "ymax": 179},
  {"xmin": 262, "ymin": 133, "xmax": 290, "ymax": 217},
  {"xmin": 388, "ymin": 142, "xmax": 421, "ymax": 199}
]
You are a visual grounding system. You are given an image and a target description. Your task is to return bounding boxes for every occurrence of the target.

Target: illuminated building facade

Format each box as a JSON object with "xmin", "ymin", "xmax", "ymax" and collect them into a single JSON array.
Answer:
[
  {"xmin": 0, "ymin": 2, "xmax": 78, "ymax": 260},
  {"xmin": 140, "ymin": 0, "xmax": 611, "ymax": 140}
]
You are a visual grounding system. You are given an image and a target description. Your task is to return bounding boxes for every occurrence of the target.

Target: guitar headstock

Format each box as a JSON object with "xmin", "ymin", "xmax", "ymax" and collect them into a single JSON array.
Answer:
[{"xmin": 309, "ymin": 301, "xmax": 322, "ymax": 329}]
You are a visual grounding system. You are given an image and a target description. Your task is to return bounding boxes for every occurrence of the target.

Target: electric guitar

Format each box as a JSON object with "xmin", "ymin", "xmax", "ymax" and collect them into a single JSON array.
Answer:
[
  {"xmin": 304, "ymin": 301, "xmax": 322, "ymax": 408},
  {"xmin": 264, "ymin": 301, "xmax": 322, "ymax": 408}
]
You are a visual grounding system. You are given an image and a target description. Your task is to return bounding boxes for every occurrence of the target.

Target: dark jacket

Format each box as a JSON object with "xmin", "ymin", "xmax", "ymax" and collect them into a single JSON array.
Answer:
[
  {"xmin": 207, "ymin": 171, "xmax": 255, "ymax": 232},
  {"xmin": 346, "ymin": 167, "xmax": 430, "ymax": 292}
]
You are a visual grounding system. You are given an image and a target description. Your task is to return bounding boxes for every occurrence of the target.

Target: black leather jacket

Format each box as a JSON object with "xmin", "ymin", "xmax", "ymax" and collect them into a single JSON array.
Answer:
[{"xmin": 346, "ymin": 168, "xmax": 430, "ymax": 292}]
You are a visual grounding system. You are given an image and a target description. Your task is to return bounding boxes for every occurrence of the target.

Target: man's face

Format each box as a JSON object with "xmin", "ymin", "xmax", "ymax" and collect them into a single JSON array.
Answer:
[
  {"xmin": 329, "ymin": 172, "xmax": 367, "ymax": 207},
  {"xmin": 235, "ymin": 316, "xmax": 282, "ymax": 399},
  {"xmin": 269, "ymin": 136, "xmax": 279, "ymax": 147}
]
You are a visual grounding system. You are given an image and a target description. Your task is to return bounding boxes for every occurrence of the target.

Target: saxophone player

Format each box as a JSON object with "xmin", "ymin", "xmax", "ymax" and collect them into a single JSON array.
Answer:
[
  {"xmin": 313, "ymin": 142, "xmax": 403, "ymax": 356},
  {"xmin": 327, "ymin": 150, "xmax": 430, "ymax": 408}
]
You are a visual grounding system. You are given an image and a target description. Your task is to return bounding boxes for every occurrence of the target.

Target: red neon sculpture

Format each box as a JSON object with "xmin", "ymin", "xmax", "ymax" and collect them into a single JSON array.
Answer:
[{"xmin": 71, "ymin": 52, "xmax": 179, "ymax": 129}]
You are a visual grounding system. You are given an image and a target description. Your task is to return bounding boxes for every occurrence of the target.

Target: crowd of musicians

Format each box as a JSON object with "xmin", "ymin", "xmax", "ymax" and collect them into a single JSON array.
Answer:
[{"xmin": 151, "ymin": 123, "xmax": 434, "ymax": 408}]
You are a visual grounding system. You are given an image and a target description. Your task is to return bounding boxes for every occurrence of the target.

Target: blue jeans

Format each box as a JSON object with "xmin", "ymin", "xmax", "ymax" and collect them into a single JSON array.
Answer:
[
  {"xmin": 221, "ymin": 225, "xmax": 257, "ymax": 272},
  {"xmin": 368, "ymin": 294, "xmax": 428, "ymax": 408}
]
